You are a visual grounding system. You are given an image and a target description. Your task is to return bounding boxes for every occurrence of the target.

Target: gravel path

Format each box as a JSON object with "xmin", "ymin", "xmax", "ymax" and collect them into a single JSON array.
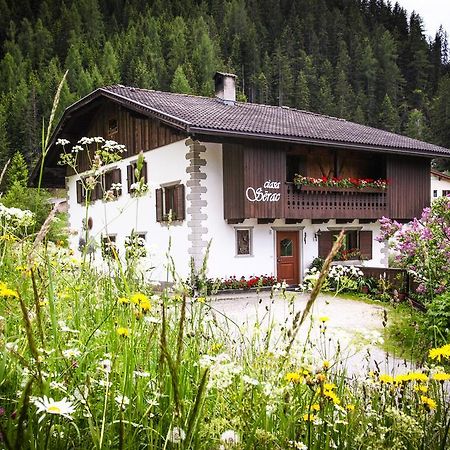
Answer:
[{"xmin": 210, "ymin": 290, "xmax": 412, "ymax": 376}]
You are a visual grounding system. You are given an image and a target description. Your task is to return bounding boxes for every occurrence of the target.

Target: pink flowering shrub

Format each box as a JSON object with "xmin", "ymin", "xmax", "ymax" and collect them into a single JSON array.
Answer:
[{"xmin": 377, "ymin": 196, "xmax": 450, "ymax": 301}]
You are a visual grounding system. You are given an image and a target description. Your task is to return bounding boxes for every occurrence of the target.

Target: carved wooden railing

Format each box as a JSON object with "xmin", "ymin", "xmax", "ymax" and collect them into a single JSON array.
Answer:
[{"xmin": 284, "ymin": 183, "xmax": 388, "ymax": 219}]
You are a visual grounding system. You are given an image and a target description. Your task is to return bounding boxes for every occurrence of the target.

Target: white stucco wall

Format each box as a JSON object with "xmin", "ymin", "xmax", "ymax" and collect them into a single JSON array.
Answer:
[
  {"xmin": 431, "ymin": 173, "xmax": 450, "ymax": 199},
  {"xmin": 67, "ymin": 139, "xmax": 191, "ymax": 281}
]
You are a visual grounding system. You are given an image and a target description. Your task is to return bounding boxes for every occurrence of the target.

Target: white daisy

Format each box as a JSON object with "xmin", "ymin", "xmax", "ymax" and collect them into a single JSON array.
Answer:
[
  {"xmin": 220, "ymin": 430, "xmax": 240, "ymax": 445},
  {"xmin": 33, "ymin": 396, "xmax": 76, "ymax": 422}
]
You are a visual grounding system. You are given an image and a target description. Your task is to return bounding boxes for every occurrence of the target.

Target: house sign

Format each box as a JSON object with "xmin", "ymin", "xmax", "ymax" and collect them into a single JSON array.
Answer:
[{"xmin": 245, "ymin": 180, "xmax": 281, "ymax": 202}]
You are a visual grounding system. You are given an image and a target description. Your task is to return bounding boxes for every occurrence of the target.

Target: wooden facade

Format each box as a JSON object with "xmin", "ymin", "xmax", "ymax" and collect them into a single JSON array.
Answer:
[
  {"xmin": 223, "ymin": 141, "xmax": 430, "ymax": 221},
  {"xmin": 64, "ymin": 99, "xmax": 186, "ymax": 174}
]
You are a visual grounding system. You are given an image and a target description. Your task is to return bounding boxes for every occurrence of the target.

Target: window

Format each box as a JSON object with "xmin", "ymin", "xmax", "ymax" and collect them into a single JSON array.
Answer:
[
  {"xmin": 443, "ymin": 190, "xmax": 450, "ymax": 197},
  {"xmin": 286, "ymin": 155, "xmax": 306, "ymax": 181},
  {"xmin": 318, "ymin": 230, "xmax": 372, "ymax": 260},
  {"xmin": 108, "ymin": 118, "xmax": 118, "ymax": 136},
  {"xmin": 127, "ymin": 160, "xmax": 148, "ymax": 193},
  {"xmin": 102, "ymin": 235, "xmax": 118, "ymax": 259},
  {"xmin": 76, "ymin": 169, "xmax": 122, "ymax": 204},
  {"xmin": 156, "ymin": 183, "xmax": 185, "ymax": 222},
  {"xmin": 235, "ymin": 228, "xmax": 252, "ymax": 256},
  {"xmin": 433, "ymin": 190, "xmax": 438, "ymax": 198}
]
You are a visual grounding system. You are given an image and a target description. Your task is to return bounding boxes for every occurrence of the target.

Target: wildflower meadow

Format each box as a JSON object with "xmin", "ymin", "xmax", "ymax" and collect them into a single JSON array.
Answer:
[{"xmin": 0, "ymin": 204, "xmax": 449, "ymax": 450}]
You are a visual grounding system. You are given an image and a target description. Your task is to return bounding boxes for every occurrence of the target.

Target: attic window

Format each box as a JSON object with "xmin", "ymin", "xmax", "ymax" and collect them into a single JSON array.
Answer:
[{"xmin": 108, "ymin": 118, "xmax": 118, "ymax": 136}]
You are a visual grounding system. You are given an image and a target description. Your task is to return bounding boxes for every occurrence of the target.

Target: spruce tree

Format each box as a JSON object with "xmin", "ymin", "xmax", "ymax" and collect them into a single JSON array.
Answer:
[
  {"xmin": 170, "ymin": 65, "xmax": 192, "ymax": 94},
  {"xmin": 378, "ymin": 94, "xmax": 400, "ymax": 132}
]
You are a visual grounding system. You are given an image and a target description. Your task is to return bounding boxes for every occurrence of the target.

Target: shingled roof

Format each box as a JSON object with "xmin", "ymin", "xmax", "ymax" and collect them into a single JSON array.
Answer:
[{"xmin": 57, "ymin": 84, "xmax": 450, "ymax": 157}]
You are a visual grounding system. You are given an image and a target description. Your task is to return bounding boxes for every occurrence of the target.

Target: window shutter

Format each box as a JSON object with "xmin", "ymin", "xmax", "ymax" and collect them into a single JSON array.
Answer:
[
  {"xmin": 141, "ymin": 161, "xmax": 148, "ymax": 183},
  {"xmin": 175, "ymin": 184, "xmax": 185, "ymax": 221},
  {"xmin": 156, "ymin": 188, "xmax": 163, "ymax": 222},
  {"xmin": 76, "ymin": 180, "xmax": 83, "ymax": 204},
  {"xmin": 127, "ymin": 164, "xmax": 133, "ymax": 192},
  {"xmin": 359, "ymin": 231, "xmax": 373, "ymax": 260},
  {"xmin": 318, "ymin": 231, "xmax": 333, "ymax": 258}
]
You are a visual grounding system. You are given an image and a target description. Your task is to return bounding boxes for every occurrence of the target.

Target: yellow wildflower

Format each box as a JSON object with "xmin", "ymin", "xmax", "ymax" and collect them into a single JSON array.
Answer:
[
  {"xmin": 414, "ymin": 385, "xmax": 428, "ymax": 393},
  {"xmin": 420, "ymin": 395, "xmax": 436, "ymax": 411},
  {"xmin": 315, "ymin": 373, "xmax": 327, "ymax": 383},
  {"xmin": 429, "ymin": 344, "xmax": 450, "ymax": 362},
  {"xmin": 322, "ymin": 360, "xmax": 330, "ymax": 370},
  {"xmin": 407, "ymin": 372, "xmax": 428, "ymax": 382},
  {"xmin": 0, "ymin": 282, "xmax": 19, "ymax": 298},
  {"xmin": 303, "ymin": 413, "xmax": 316, "ymax": 422},
  {"xmin": 210, "ymin": 342, "xmax": 223, "ymax": 353},
  {"xmin": 285, "ymin": 372, "xmax": 302, "ymax": 383},
  {"xmin": 0, "ymin": 234, "xmax": 17, "ymax": 242},
  {"xmin": 323, "ymin": 390, "xmax": 341, "ymax": 404},
  {"xmin": 324, "ymin": 383, "xmax": 336, "ymax": 390},
  {"xmin": 433, "ymin": 373, "xmax": 450, "ymax": 382},
  {"xmin": 118, "ymin": 297, "xmax": 130, "ymax": 305},
  {"xmin": 379, "ymin": 374, "xmax": 394, "ymax": 384},
  {"xmin": 15, "ymin": 265, "xmax": 31, "ymax": 276},
  {"xmin": 116, "ymin": 327, "xmax": 130, "ymax": 337},
  {"xmin": 346, "ymin": 404, "xmax": 355, "ymax": 412},
  {"xmin": 197, "ymin": 297, "xmax": 206, "ymax": 303},
  {"xmin": 394, "ymin": 374, "xmax": 410, "ymax": 384},
  {"xmin": 311, "ymin": 403, "xmax": 320, "ymax": 411},
  {"xmin": 319, "ymin": 316, "xmax": 329, "ymax": 323},
  {"xmin": 130, "ymin": 293, "xmax": 151, "ymax": 312}
]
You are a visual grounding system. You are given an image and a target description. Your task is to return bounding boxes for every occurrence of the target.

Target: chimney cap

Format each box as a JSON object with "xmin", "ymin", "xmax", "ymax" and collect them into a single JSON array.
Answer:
[{"xmin": 213, "ymin": 71, "xmax": 237, "ymax": 79}]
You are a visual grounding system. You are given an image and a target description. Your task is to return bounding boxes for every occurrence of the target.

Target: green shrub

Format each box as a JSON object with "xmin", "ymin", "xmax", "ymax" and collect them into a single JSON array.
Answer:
[{"xmin": 423, "ymin": 292, "xmax": 450, "ymax": 346}]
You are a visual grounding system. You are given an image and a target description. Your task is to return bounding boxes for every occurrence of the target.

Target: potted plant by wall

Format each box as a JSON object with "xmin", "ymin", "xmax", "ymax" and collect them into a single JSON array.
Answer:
[
  {"xmin": 394, "ymin": 273, "xmax": 408, "ymax": 301},
  {"xmin": 358, "ymin": 277, "xmax": 376, "ymax": 295}
]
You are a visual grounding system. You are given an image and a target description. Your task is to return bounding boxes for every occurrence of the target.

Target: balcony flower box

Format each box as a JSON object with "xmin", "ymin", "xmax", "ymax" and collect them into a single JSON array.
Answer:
[
  {"xmin": 298, "ymin": 185, "xmax": 386, "ymax": 193},
  {"xmin": 293, "ymin": 175, "xmax": 388, "ymax": 192}
]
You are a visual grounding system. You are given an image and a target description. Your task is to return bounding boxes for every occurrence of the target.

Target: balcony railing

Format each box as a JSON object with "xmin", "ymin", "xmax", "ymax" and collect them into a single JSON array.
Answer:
[{"xmin": 284, "ymin": 183, "xmax": 388, "ymax": 219}]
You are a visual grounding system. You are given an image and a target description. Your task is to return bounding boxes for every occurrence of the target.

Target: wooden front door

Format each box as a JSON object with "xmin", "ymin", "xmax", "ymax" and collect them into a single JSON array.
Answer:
[{"xmin": 276, "ymin": 231, "xmax": 300, "ymax": 285}]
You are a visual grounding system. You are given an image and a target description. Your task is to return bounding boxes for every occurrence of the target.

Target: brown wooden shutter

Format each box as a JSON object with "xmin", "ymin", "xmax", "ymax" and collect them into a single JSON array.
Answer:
[
  {"xmin": 175, "ymin": 184, "xmax": 185, "ymax": 221},
  {"xmin": 141, "ymin": 161, "xmax": 148, "ymax": 183},
  {"xmin": 127, "ymin": 164, "xmax": 133, "ymax": 192},
  {"xmin": 156, "ymin": 188, "xmax": 163, "ymax": 222},
  {"xmin": 318, "ymin": 231, "xmax": 333, "ymax": 258},
  {"xmin": 359, "ymin": 231, "xmax": 373, "ymax": 260},
  {"xmin": 76, "ymin": 180, "xmax": 83, "ymax": 204}
]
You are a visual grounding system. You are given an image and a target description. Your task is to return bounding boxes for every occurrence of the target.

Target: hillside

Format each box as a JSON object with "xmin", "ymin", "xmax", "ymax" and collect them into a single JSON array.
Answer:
[{"xmin": 0, "ymin": 0, "xmax": 449, "ymax": 169}]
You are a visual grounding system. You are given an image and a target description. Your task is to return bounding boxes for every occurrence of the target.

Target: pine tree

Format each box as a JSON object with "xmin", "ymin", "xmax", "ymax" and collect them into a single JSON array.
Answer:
[
  {"xmin": 405, "ymin": 109, "xmax": 429, "ymax": 141},
  {"xmin": 430, "ymin": 75, "xmax": 450, "ymax": 148},
  {"xmin": 6, "ymin": 151, "xmax": 28, "ymax": 189},
  {"xmin": 100, "ymin": 41, "xmax": 120, "ymax": 85},
  {"xmin": 295, "ymin": 70, "xmax": 310, "ymax": 110},
  {"xmin": 378, "ymin": 94, "xmax": 400, "ymax": 132},
  {"xmin": 167, "ymin": 16, "xmax": 188, "ymax": 78},
  {"xmin": 0, "ymin": 99, "xmax": 10, "ymax": 167},
  {"xmin": 170, "ymin": 65, "xmax": 191, "ymax": 94}
]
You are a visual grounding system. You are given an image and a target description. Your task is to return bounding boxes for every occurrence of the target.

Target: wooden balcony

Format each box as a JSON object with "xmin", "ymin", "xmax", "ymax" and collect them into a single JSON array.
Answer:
[{"xmin": 284, "ymin": 183, "xmax": 388, "ymax": 220}]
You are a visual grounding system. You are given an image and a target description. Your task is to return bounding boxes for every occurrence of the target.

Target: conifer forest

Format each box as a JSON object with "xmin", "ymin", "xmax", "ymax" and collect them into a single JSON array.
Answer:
[{"xmin": 0, "ymin": 0, "xmax": 449, "ymax": 170}]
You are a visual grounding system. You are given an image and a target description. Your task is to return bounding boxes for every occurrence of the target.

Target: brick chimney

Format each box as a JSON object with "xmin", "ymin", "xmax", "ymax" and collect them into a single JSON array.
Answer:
[{"xmin": 213, "ymin": 72, "xmax": 237, "ymax": 105}]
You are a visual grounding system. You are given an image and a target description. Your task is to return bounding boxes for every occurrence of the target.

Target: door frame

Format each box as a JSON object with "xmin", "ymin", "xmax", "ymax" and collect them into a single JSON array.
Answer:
[{"xmin": 272, "ymin": 226, "xmax": 304, "ymax": 284}]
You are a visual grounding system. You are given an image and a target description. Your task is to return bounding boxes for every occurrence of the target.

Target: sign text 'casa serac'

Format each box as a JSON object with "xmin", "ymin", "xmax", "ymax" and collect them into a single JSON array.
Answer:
[{"xmin": 245, "ymin": 180, "xmax": 281, "ymax": 202}]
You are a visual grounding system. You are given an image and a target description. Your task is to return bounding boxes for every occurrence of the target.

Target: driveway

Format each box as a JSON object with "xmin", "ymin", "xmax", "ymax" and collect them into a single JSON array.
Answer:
[{"xmin": 209, "ymin": 290, "xmax": 411, "ymax": 376}]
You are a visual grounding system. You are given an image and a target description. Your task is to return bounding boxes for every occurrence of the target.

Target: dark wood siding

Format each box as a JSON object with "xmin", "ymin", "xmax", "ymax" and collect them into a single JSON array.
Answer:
[
  {"xmin": 223, "ymin": 144, "xmax": 245, "ymax": 219},
  {"xmin": 223, "ymin": 142, "xmax": 284, "ymax": 220},
  {"xmin": 387, "ymin": 155, "xmax": 430, "ymax": 219},
  {"xmin": 359, "ymin": 230, "xmax": 373, "ymax": 259},
  {"xmin": 75, "ymin": 100, "xmax": 186, "ymax": 174}
]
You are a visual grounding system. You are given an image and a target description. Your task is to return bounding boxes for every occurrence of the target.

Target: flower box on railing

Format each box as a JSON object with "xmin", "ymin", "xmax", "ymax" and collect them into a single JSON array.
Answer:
[{"xmin": 296, "ymin": 185, "xmax": 386, "ymax": 193}]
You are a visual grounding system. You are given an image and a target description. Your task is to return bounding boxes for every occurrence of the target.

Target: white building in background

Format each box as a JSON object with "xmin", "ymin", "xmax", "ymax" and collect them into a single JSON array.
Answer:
[
  {"xmin": 34, "ymin": 73, "xmax": 450, "ymax": 284},
  {"xmin": 431, "ymin": 169, "xmax": 450, "ymax": 200}
]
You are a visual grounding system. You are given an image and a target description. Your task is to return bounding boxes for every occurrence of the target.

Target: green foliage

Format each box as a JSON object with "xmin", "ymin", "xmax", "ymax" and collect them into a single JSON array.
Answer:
[
  {"xmin": 1, "ymin": 182, "xmax": 51, "ymax": 235},
  {"xmin": 5, "ymin": 151, "xmax": 28, "ymax": 189},
  {"xmin": 423, "ymin": 292, "xmax": 450, "ymax": 346},
  {"xmin": 170, "ymin": 65, "xmax": 192, "ymax": 94}
]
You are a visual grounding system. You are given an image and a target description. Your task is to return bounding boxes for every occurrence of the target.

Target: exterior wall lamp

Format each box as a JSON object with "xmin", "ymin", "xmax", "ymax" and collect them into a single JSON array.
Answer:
[{"xmin": 314, "ymin": 230, "xmax": 322, "ymax": 241}]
